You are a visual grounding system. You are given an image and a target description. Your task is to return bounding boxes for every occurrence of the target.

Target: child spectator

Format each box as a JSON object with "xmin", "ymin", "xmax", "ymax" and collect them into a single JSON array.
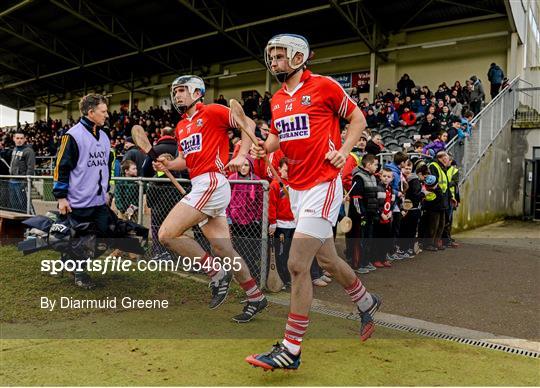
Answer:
[
  {"xmin": 423, "ymin": 130, "xmax": 448, "ymax": 157},
  {"xmin": 228, "ymin": 156, "xmax": 263, "ymax": 277},
  {"xmin": 400, "ymin": 162, "xmax": 428, "ymax": 256},
  {"xmin": 268, "ymin": 159, "xmax": 295, "ymax": 286},
  {"xmin": 384, "ymin": 152, "xmax": 409, "ymax": 259},
  {"xmin": 373, "ymin": 167, "xmax": 395, "ymax": 268},
  {"xmin": 114, "ymin": 160, "xmax": 139, "ymax": 220},
  {"xmin": 459, "ymin": 110, "xmax": 475, "ymax": 139},
  {"xmin": 349, "ymin": 154, "xmax": 380, "ymax": 273}
]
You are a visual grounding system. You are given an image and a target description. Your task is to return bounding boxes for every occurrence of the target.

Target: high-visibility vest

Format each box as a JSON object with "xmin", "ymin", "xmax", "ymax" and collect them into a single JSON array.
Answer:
[
  {"xmin": 350, "ymin": 151, "xmax": 363, "ymax": 167},
  {"xmin": 425, "ymin": 191, "xmax": 437, "ymax": 201},
  {"xmin": 447, "ymin": 165, "xmax": 459, "ymax": 199},
  {"xmin": 109, "ymin": 148, "xmax": 118, "ymax": 187},
  {"xmin": 429, "ymin": 162, "xmax": 448, "ymax": 193}
]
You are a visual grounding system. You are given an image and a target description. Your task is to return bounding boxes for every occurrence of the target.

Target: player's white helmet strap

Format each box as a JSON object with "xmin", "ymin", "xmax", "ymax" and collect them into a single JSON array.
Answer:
[
  {"xmin": 170, "ymin": 75, "xmax": 206, "ymax": 114},
  {"xmin": 265, "ymin": 34, "xmax": 310, "ymax": 83}
]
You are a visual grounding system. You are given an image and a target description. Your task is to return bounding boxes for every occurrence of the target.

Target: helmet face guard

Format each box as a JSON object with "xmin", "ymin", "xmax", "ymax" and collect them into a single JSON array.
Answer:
[
  {"xmin": 264, "ymin": 34, "xmax": 310, "ymax": 83},
  {"xmin": 170, "ymin": 75, "xmax": 206, "ymax": 114}
]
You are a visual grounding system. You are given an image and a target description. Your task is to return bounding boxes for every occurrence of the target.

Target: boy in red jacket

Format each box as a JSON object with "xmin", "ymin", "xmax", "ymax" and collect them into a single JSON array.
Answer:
[
  {"xmin": 373, "ymin": 168, "xmax": 395, "ymax": 268},
  {"xmin": 268, "ymin": 158, "xmax": 295, "ymax": 285}
]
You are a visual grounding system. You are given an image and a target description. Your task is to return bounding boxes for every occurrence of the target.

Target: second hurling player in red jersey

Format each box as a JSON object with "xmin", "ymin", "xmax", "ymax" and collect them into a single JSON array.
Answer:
[
  {"xmin": 246, "ymin": 34, "xmax": 381, "ymax": 371},
  {"xmin": 154, "ymin": 75, "xmax": 267, "ymax": 323}
]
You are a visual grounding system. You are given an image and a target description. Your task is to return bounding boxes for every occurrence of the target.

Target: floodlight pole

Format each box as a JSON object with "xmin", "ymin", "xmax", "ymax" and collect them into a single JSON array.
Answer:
[
  {"xmin": 265, "ymin": 71, "xmax": 272, "ymax": 94},
  {"xmin": 369, "ymin": 52, "xmax": 376, "ymax": 102},
  {"xmin": 128, "ymin": 72, "xmax": 134, "ymax": 113},
  {"xmin": 16, "ymin": 96, "xmax": 20, "ymax": 129},
  {"xmin": 45, "ymin": 91, "xmax": 51, "ymax": 121}
]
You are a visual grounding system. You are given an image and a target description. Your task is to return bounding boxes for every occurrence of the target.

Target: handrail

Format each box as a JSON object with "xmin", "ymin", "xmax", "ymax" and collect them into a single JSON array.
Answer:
[{"xmin": 470, "ymin": 75, "xmax": 520, "ymax": 126}]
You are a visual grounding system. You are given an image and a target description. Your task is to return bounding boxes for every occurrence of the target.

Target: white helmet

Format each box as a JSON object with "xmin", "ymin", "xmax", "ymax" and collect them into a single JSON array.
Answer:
[
  {"xmin": 265, "ymin": 34, "xmax": 310, "ymax": 82},
  {"xmin": 170, "ymin": 75, "xmax": 205, "ymax": 114}
]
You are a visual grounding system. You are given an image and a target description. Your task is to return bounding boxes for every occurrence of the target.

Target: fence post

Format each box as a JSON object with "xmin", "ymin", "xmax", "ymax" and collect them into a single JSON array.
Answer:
[
  {"xmin": 26, "ymin": 176, "xmax": 32, "ymax": 214},
  {"xmin": 137, "ymin": 178, "xmax": 144, "ymax": 225},
  {"xmin": 259, "ymin": 180, "xmax": 269, "ymax": 290}
]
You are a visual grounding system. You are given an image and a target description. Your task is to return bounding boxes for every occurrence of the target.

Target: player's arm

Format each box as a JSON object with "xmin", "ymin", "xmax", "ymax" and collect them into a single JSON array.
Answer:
[
  {"xmin": 326, "ymin": 107, "xmax": 366, "ymax": 169},
  {"xmin": 251, "ymin": 132, "xmax": 279, "ymax": 159},
  {"xmin": 154, "ymin": 153, "xmax": 187, "ymax": 172},
  {"xmin": 340, "ymin": 107, "xmax": 366, "ymax": 157}
]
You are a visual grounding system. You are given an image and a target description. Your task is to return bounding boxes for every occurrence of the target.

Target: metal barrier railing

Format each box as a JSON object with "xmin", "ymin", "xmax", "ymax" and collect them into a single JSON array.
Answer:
[
  {"xmin": 34, "ymin": 156, "xmax": 56, "ymax": 175},
  {"xmin": 514, "ymin": 85, "xmax": 540, "ymax": 125},
  {"xmin": 446, "ymin": 76, "xmax": 522, "ymax": 184},
  {"xmin": 0, "ymin": 174, "xmax": 270, "ymax": 288}
]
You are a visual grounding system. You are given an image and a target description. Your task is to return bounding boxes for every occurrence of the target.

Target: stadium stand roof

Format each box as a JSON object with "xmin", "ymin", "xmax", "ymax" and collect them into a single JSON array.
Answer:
[{"xmin": 0, "ymin": 0, "xmax": 508, "ymax": 110}]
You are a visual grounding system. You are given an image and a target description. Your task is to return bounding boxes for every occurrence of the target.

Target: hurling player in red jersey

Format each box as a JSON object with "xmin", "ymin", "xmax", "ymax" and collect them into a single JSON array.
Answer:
[
  {"xmin": 154, "ymin": 75, "xmax": 267, "ymax": 323},
  {"xmin": 246, "ymin": 34, "xmax": 381, "ymax": 371}
]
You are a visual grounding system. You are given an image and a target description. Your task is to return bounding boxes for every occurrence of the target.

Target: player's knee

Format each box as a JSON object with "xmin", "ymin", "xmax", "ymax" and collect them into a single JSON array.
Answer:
[
  {"xmin": 211, "ymin": 241, "xmax": 231, "ymax": 259},
  {"xmin": 287, "ymin": 256, "xmax": 310, "ymax": 277},
  {"xmin": 158, "ymin": 227, "xmax": 179, "ymax": 247},
  {"xmin": 315, "ymin": 255, "xmax": 331, "ymax": 270}
]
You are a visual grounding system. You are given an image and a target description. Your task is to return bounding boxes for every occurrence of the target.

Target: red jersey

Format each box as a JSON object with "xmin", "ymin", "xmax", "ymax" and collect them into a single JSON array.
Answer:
[
  {"xmin": 270, "ymin": 70, "xmax": 357, "ymax": 190},
  {"xmin": 175, "ymin": 102, "xmax": 236, "ymax": 179},
  {"xmin": 268, "ymin": 178, "xmax": 294, "ymax": 226}
]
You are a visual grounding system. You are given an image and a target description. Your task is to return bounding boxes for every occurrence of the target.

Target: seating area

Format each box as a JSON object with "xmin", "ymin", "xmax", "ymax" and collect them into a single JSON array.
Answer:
[{"xmin": 377, "ymin": 125, "xmax": 422, "ymax": 152}]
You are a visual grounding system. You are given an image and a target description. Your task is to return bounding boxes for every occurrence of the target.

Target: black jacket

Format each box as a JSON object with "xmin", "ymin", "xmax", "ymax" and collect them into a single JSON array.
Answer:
[
  {"xmin": 397, "ymin": 77, "xmax": 416, "ymax": 97},
  {"xmin": 405, "ymin": 173, "xmax": 424, "ymax": 208},
  {"xmin": 141, "ymin": 135, "xmax": 185, "ymax": 178},
  {"xmin": 122, "ymin": 146, "xmax": 146, "ymax": 176},
  {"xmin": 350, "ymin": 167, "xmax": 380, "ymax": 217},
  {"xmin": 365, "ymin": 140, "xmax": 383, "ymax": 156},
  {"xmin": 419, "ymin": 119, "xmax": 441, "ymax": 139}
]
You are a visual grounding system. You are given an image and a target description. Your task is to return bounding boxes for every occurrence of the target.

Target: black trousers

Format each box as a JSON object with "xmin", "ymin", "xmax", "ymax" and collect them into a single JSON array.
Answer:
[
  {"xmin": 273, "ymin": 227, "xmax": 294, "ymax": 284},
  {"xmin": 70, "ymin": 204, "xmax": 110, "ymax": 236},
  {"xmin": 490, "ymin": 83, "xmax": 501, "ymax": 99},
  {"xmin": 470, "ymin": 100, "xmax": 482, "ymax": 115},
  {"xmin": 64, "ymin": 204, "xmax": 110, "ymax": 274},
  {"xmin": 427, "ymin": 210, "xmax": 446, "ymax": 246},
  {"xmin": 392, "ymin": 211, "xmax": 402, "ymax": 250},
  {"xmin": 359, "ymin": 216, "xmax": 376, "ymax": 267},
  {"xmin": 400, "ymin": 209, "xmax": 421, "ymax": 251},
  {"xmin": 373, "ymin": 222, "xmax": 393, "ymax": 262}
]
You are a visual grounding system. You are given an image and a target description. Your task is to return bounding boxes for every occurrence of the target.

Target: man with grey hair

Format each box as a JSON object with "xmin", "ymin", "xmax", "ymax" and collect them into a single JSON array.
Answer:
[{"xmin": 53, "ymin": 93, "xmax": 113, "ymax": 289}]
